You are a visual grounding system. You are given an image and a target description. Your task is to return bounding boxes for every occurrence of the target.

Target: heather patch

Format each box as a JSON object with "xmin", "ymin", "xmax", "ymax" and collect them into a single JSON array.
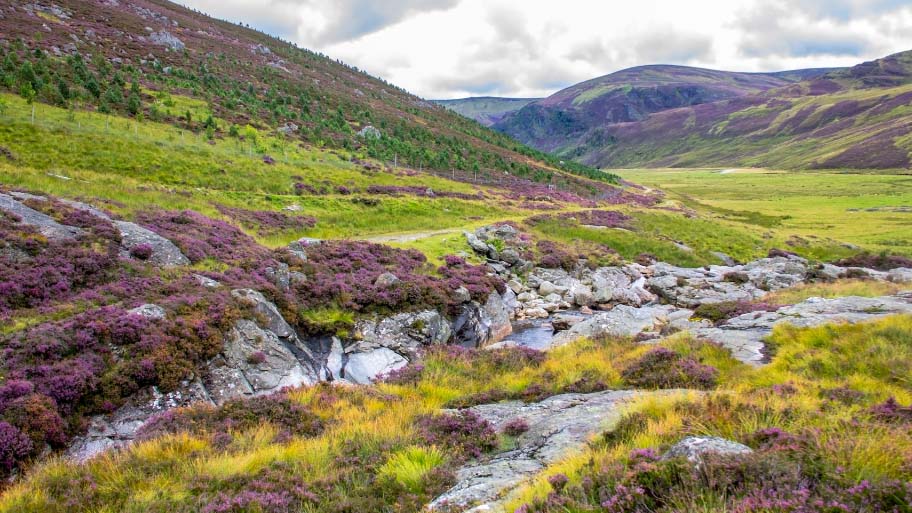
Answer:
[
  {"xmin": 135, "ymin": 209, "xmax": 271, "ymax": 265},
  {"xmin": 836, "ymin": 252, "xmax": 912, "ymax": 271},
  {"xmin": 215, "ymin": 205, "xmax": 316, "ymax": 236},
  {"xmin": 620, "ymin": 347, "xmax": 719, "ymax": 390},
  {"xmin": 293, "ymin": 242, "xmax": 502, "ymax": 316},
  {"xmin": 138, "ymin": 393, "xmax": 323, "ymax": 442},
  {"xmin": 415, "ymin": 411, "xmax": 498, "ymax": 461},
  {"xmin": 0, "ymin": 289, "xmax": 242, "ymax": 475},
  {"xmin": 0, "ymin": 198, "xmax": 122, "ymax": 316}
]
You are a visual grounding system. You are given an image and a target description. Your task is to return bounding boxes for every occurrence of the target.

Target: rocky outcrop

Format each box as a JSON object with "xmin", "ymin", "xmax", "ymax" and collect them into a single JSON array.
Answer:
[
  {"xmin": 453, "ymin": 291, "xmax": 515, "ymax": 348},
  {"xmin": 0, "ymin": 192, "xmax": 83, "ymax": 240},
  {"xmin": 545, "ymin": 305, "xmax": 675, "ymax": 348},
  {"xmin": 206, "ymin": 319, "xmax": 317, "ymax": 402},
  {"xmin": 647, "ymin": 256, "xmax": 809, "ymax": 308},
  {"xmin": 464, "ymin": 224, "xmax": 533, "ymax": 275},
  {"xmin": 69, "ymin": 293, "xmax": 320, "ymax": 461},
  {"xmin": 116, "ymin": 220, "xmax": 190, "ymax": 266},
  {"xmin": 351, "ymin": 310, "xmax": 452, "ymax": 357},
  {"xmin": 2, "ymin": 193, "xmax": 191, "ymax": 267},
  {"xmin": 67, "ymin": 378, "xmax": 211, "ymax": 461},
  {"xmin": 430, "ymin": 390, "xmax": 682, "ymax": 512},
  {"xmin": 344, "ymin": 348, "xmax": 408, "ymax": 384}
]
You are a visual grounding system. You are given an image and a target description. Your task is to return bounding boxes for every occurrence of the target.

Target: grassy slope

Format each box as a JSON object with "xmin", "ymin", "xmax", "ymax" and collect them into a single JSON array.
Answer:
[{"xmin": 0, "ymin": 0, "xmax": 610, "ymax": 189}]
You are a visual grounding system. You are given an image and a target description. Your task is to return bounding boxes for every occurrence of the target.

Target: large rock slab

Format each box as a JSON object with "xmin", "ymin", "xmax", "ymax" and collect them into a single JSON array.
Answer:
[
  {"xmin": 207, "ymin": 319, "xmax": 317, "ymax": 402},
  {"xmin": 453, "ymin": 292, "xmax": 515, "ymax": 348},
  {"xmin": 589, "ymin": 267, "xmax": 656, "ymax": 306},
  {"xmin": 0, "ymin": 192, "xmax": 83, "ymax": 240},
  {"xmin": 429, "ymin": 390, "xmax": 681, "ymax": 512},
  {"xmin": 116, "ymin": 220, "xmax": 190, "ymax": 266}
]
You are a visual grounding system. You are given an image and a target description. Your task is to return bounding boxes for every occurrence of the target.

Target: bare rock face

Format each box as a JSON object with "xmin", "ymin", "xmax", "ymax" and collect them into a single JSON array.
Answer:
[
  {"xmin": 149, "ymin": 30, "xmax": 184, "ymax": 50},
  {"xmin": 344, "ymin": 348, "xmax": 408, "ymax": 384},
  {"xmin": 116, "ymin": 221, "xmax": 190, "ymax": 266},
  {"xmin": 339, "ymin": 310, "xmax": 452, "ymax": 384},
  {"xmin": 0, "ymin": 192, "xmax": 83, "ymax": 240},
  {"xmin": 128, "ymin": 303, "xmax": 166, "ymax": 320},
  {"xmin": 68, "ymin": 378, "xmax": 211, "ymax": 461},
  {"xmin": 213, "ymin": 320, "xmax": 317, "ymax": 395},
  {"xmin": 453, "ymin": 292, "xmax": 514, "ymax": 348}
]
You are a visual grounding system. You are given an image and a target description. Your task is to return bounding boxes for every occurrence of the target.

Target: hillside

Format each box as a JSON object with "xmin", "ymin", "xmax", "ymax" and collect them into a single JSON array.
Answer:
[
  {"xmin": 0, "ymin": 0, "xmax": 611, "ymax": 189},
  {"xmin": 490, "ymin": 54, "xmax": 912, "ymax": 170},
  {"xmin": 435, "ymin": 97, "xmax": 540, "ymax": 126},
  {"xmin": 492, "ymin": 65, "xmax": 830, "ymax": 154}
]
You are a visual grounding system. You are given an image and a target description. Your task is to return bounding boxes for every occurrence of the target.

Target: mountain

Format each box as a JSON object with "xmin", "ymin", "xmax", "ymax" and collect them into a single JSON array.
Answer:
[
  {"xmin": 489, "ymin": 54, "xmax": 912, "ymax": 170},
  {"xmin": 490, "ymin": 65, "xmax": 835, "ymax": 154},
  {"xmin": 0, "ymin": 0, "xmax": 613, "ymax": 189},
  {"xmin": 435, "ymin": 97, "xmax": 540, "ymax": 126}
]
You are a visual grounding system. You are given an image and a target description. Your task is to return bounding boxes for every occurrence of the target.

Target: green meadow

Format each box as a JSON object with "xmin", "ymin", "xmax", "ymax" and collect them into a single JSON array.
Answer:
[{"xmin": 617, "ymin": 168, "xmax": 912, "ymax": 257}]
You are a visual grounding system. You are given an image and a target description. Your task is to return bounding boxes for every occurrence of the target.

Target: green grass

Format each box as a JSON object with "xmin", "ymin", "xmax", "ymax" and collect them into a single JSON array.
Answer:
[
  {"xmin": 617, "ymin": 168, "xmax": 912, "ymax": 258},
  {"xmin": 377, "ymin": 446, "xmax": 447, "ymax": 494},
  {"xmin": 0, "ymin": 93, "xmax": 520, "ymax": 242}
]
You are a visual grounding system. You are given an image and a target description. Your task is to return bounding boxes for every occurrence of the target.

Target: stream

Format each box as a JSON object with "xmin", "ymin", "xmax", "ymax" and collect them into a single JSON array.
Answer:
[{"xmin": 499, "ymin": 310, "xmax": 591, "ymax": 350}]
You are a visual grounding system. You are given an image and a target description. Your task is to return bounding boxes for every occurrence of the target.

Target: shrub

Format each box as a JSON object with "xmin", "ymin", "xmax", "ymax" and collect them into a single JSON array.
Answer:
[
  {"xmin": 382, "ymin": 363, "xmax": 425, "ymax": 386},
  {"xmin": 869, "ymin": 397, "xmax": 912, "ymax": 424},
  {"xmin": 129, "ymin": 243, "xmax": 154, "ymax": 260},
  {"xmin": 693, "ymin": 300, "xmax": 780, "ymax": 324},
  {"xmin": 0, "ymin": 421, "xmax": 32, "ymax": 473},
  {"xmin": 722, "ymin": 271, "xmax": 749, "ymax": 284},
  {"xmin": 836, "ymin": 252, "xmax": 912, "ymax": 271},
  {"xmin": 215, "ymin": 205, "xmax": 316, "ymax": 236},
  {"xmin": 197, "ymin": 465, "xmax": 318, "ymax": 513},
  {"xmin": 502, "ymin": 417, "xmax": 530, "ymax": 437},
  {"xmin": 415, "ymin": 411, "xmax": 497, "ymax": 461},
  {"xmin": 621, "ymin": 347, "xmax": 718, "ymax": 389}
]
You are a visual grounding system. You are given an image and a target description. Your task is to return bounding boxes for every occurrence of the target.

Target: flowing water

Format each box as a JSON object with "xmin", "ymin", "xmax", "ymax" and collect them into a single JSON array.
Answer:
[{"xmin": 500, "ymin": 310, "xmax": 591, "ymax": 350}]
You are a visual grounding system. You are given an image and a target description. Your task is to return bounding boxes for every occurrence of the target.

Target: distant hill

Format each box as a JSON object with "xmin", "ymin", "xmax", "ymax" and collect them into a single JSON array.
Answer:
[
  {"xmin": 545, "ymin": 52, "xmax": 912, "ymax": 170},
  {"xmin": 491, "ymin": 65, "xmax": 831, "ymax": 154},
  {"xmin": 487, "ymin": 54, "xmax": 912, "ymax": 170},
  {"xmin": 435, "ymin": 97, "xmax": 540, "ymax": 126}
]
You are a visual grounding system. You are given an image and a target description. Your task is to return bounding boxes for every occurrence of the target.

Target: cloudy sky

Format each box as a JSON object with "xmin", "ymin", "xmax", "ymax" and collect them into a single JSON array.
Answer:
[{"xmin": 178, "ymin": 0, "xmax": 912, "ymax": 99}]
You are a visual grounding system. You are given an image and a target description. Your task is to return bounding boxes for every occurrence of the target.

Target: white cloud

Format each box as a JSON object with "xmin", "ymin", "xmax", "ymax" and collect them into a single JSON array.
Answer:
[{"xmin": 178, "ymin": 0, "xmax": 912, "ymax": 99}]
